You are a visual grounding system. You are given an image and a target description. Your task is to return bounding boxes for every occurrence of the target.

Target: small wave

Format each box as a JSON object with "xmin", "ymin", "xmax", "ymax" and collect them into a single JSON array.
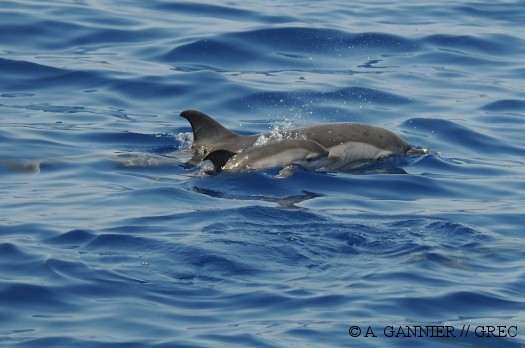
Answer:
[
  {"xmin": 230, "ymin": 28, "xmax": 417, "ymax": 52},
  {"xmin": 455, "ymin": 3, "xmax": 525, "ymax": 24},
  {"xmin": 231, "ymin": 86, "xmax": 411, "ymax": 112},
  {"xmin": 153, "ymin": 2, "xmax": 294, "ymax": 23},
  {"xmin": 393, "ymin": 290, "xmax": 521, "ymax": 319},
  {"xmin": 1, "ymin": 102, "xmax": 131, "ymax": 120},
  {"xmin": 46, "ymin": 229, "xmax": 96, "ymax": 246},
  {"xmin": 0, "ymin": 283, "xmax": 71, "ymax": 310},
  {"xmin": 0, "ymin": 58, "xmax": 109, "ymax": 91},
  {"xmin": 402, "ymin": 118, "xmax": 524, "ymax": 156},
  {"xmin": 424, "ymin": 34, "xmax": 520, "ymax": 55},
  {"xmin": 482, "ymin": 99, "xmax": 525, "ymax": 112},
  {"xmin": 162, "ymin": 38, "xmax": 261, "ymax": 69},
  {"xmin": 0, "ymin": 92, "xmax": 35, "ymax": 98},
  {"xmin": 84, "ymin": 233, "xmax": 158, "ymax": 251},
  {"xmin": 0, "ymin": 242, "xmax": 37, "ymax": 260},
  {"xmin": 0, "ymin": 57, "xmax": 64, "ymax": 78},
  {"xmin": 161, "ymin": 28, "xmax": 418, "ymax": 71}
]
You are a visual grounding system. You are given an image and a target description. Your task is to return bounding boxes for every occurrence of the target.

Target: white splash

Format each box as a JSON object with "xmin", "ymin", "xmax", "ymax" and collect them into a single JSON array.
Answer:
[
  {"xmin": 174, "ymin": 132, "xmax": 194, "ymax": 150},
  {"xmin": 254, "ymin": 118, "xmax": 305, "ymax": 146}
]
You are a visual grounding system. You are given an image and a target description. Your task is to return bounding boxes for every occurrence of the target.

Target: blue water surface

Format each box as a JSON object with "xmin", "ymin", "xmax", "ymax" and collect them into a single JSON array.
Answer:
[{"xmin": 1, "ymin": 1, "xmax": 525, "ymax": 347}]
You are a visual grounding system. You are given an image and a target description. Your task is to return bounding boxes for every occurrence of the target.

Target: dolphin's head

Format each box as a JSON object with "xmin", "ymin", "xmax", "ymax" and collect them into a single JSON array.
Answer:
[
  {"xmin": 288, "ymin": 140, "xmax": 347, "ymax": 170},
  {"xmin": 285, "ymin": 140, "xmax": 330, "ymax": 169}
]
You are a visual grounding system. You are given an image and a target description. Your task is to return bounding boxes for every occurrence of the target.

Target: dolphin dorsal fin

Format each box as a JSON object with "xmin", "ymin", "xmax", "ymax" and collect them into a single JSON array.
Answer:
[
  {"xmin": 203, "ymin": 149, "xmax": 237, "ymax": 172},
  {"xmin": 180, "ymin": 110, "xmax": 240, "ymax": 144}
]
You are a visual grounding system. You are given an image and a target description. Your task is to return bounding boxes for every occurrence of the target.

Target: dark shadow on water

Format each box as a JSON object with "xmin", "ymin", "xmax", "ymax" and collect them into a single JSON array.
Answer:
[{"xmin": 191, "ymin": 185, "xmax": 323, "ymax": 208}]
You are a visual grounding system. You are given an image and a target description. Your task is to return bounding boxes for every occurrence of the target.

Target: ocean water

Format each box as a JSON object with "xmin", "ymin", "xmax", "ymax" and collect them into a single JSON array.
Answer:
[{"xmin": 1, "ymin": 0, "xmax": 524, "ymax": 347}]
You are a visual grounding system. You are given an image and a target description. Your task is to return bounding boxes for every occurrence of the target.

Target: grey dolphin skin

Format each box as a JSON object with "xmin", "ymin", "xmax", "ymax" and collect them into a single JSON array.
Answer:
[
  {"xmin": 203, "ymin": 139, "xmax": 330, "ymax": 172},
  {"xmin": 180, "ymin": 110, "xmax": 413, "ymax": 171}
]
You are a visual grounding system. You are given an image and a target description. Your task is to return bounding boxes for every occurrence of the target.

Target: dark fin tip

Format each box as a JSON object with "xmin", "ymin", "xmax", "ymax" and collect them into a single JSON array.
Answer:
[{"xmin": 203, "ymin": 149, "xmax": 237, "ymax": 172}]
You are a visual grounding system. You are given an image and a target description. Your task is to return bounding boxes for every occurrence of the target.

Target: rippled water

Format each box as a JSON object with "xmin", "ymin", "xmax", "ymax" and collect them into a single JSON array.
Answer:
[{"xmin": 1, "ymin": 1, "xmax": 524, "ymax": 347}]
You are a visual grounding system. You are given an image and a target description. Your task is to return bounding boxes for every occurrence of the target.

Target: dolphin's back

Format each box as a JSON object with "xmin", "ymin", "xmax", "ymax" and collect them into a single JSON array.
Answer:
[{"xmin": 288, "ymin": 123, "xmax": 410, "ymax": 153}]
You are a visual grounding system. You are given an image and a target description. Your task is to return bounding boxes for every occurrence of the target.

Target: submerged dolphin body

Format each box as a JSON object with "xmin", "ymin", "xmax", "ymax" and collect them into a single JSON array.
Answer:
[
  {"xmin": 203, "ymin": 139, "xmax": 330, "ymax": 172},
  {"xmin": 180, "ymin": 110, "xmax": 414, "ymax": 171}
]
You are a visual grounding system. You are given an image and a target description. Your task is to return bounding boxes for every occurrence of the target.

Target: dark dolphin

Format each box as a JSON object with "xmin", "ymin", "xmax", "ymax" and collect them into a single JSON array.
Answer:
[{"xmin": 180, "ymin": 110, "xmax": 417, "ymax": 170}]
